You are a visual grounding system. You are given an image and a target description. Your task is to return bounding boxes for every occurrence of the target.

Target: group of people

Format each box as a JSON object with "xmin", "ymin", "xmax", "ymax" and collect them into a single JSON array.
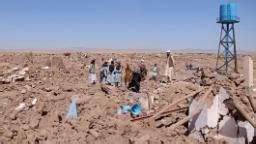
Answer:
[
  {"xmin": 88, "ymin": 50, "xmax": 175, "ymax": 92},
  {"xmin": 88, "ymin": 58, "xmax": 123, "ymax": 86}
]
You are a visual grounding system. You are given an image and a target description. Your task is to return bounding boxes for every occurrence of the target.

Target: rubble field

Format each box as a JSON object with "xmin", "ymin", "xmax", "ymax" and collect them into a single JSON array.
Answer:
[{"xmin": 0, "ymin": 52, "xmax": 255, "ymax": 144}]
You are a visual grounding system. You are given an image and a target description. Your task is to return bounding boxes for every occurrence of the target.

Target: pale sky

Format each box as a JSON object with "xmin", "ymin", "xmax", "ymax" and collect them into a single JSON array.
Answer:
[{"xmin": 0, "ymin": 0, "xmax": 255, "ymax": 52}]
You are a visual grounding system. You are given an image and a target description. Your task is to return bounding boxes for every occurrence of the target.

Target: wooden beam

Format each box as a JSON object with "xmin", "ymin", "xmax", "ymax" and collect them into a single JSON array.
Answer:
[
  {"xmin": 130, "ymin": 106, "xmax": 188, "ymax": 122},
  {"xmin": 233, "ymin": 100, "xmax": 256, "ymax": 128},
  {"xmin": 147, "ymin": 87, "xmax": 204, "ymax": 123},
  {"xmin": 247, "ymin": 90, "xmax": 256, "ymax": 113},
  {"xmin": 168, "ymin": 86, "xmax": 213, "ymax": 130}
]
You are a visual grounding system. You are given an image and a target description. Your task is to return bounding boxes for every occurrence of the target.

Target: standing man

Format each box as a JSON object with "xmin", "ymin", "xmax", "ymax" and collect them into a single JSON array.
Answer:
[
  {"xmin": 89, "ymin": 59, "xmax": 97, "ymax": 84},
  {"xmin": 100, "ymin": 61, "xmax": 109, "ymax": 84},
  {"xmin": 165, "ymin": 50, "xmax": 175, "ymax": 82},
  {"xmin": 139, "ymin": 59, "xmax": 148, "ymax": 81},
  {"xmin": 114, "ymin": 61, "xmax": 123, "ymax": 87},
  {"xmin": 107, "ymin": 60, "xmax": 115, "ymax": 85}
]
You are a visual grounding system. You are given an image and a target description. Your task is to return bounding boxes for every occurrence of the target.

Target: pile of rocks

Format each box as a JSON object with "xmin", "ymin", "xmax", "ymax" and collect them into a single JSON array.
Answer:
[
  {"xmin": 188, "ymin": 87, "xmax": 255, "ymax": 143},
  {"xmin": 0, "ymin": 67, "xmax": 29, "ymax": 84}
]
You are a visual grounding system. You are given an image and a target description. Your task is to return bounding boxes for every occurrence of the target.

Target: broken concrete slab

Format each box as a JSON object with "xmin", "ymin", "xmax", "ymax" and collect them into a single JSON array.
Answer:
[
  {"xmin": 188, "ymin": 131, "xmax": 205, "ymax": 143},
  {"xmin": 188, "ymin": 99, "xmax": 200, "ymax": 131},
  {"xmin": 216, "ymin": 87, "xmax": 229, "ymax": 116},
  {"xmin": 219, "ymin": 116, "xmax": 237, "ymax": 138},
  {"xmin": 218, "ymin": 116, "xmax": 245, "ymax": 144},
  {"xmin": 238, "ymin": 121, "xmax": 255, "ymax": 143},
  {"xmin": 189, "ymin": 87, "xmax": 229, "ymax": 131}
]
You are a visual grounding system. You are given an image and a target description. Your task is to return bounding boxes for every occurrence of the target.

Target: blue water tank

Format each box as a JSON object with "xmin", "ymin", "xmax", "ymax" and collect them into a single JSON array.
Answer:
[
  {"xmin": 220, "ymin": 4, "xmax": 228, "ymax": 21},
  {"xmin": 229, "ymin": 3, "xmax": 237, "ymax": 21},
  {"xmin": 219, "ymin": 3, "xmax": 238, "ymax": 22}
]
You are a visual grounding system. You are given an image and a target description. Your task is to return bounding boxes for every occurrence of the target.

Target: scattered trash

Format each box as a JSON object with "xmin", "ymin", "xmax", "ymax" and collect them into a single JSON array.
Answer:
[
  {"xmin": 119, "ymin": 104, "xmax": 142, "ymax": 117},
  {"xmin": 66, "ymin": 96, "xmax": 78, "ymax": 119},
  {"xmin": 131, "ymin": 104, "xmax": 142, "ymax": 117},
  {"xmin": 121, "ymin": 105, "xmax": 131, "ymax": 113}
]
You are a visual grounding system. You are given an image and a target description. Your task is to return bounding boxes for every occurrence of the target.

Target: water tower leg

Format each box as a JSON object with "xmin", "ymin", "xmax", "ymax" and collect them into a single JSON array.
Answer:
[
  {"xmin": 225, "ymin": 24, "xmax": 230, "ymax": 72},
  {"xmin": 216, "ymin": 24, "xmax": 223, "ymax": 71},
  {"xmin": 232, "ymin": 23, "xmax": 238, "ymax": 73}
]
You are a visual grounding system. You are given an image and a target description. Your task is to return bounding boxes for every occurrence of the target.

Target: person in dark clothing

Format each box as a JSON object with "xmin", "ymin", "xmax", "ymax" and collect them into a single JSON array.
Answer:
[
  {"xmin": 100, "ymin": 61, "xmax": 109, "ymax": 83},
  {"xmin": 109, "ymin": 61, "xmax": 115, "ymax": 74},
  {"xmin": 128, "ymin": 71, "xmax": 142, "ymax": 93}
]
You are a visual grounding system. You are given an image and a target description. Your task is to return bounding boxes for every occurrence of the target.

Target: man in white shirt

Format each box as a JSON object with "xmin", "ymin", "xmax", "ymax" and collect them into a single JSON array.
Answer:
[{"xmin": 165, "ymin": 50, "xmax": 175, "ymax": 82}]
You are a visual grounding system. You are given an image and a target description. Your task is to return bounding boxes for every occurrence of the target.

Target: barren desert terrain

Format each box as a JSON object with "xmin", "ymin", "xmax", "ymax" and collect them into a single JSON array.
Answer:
[{"xmin": 0, "ymin": 51, "xmax": 255, "ymax": 144}]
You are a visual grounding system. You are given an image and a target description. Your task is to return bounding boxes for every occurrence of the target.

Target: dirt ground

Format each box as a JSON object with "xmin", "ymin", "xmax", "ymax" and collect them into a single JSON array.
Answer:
[{"xmin": 0, "ymin": 52, "xmax": 255, "ymax": 144}]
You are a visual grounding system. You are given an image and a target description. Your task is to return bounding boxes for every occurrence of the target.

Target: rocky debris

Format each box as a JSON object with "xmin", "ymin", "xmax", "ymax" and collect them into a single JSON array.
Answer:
[
  {"xmin": 0, "ymin": 77, "xmax": 11, "ymax": 84},
  {"xmin": 88, "ymin": 129, "xmax": 99, "ymax": 138},
  {"xmin": 0, "ymin": 66, "xmax": 29, "ymax": 84},
  {"xmin": 15, "ymin": 103, "xmax": 26, "ymax": 112},
  {"xmin": 20, "ymin": 89, "xmax": 26, "ymax": 94},
  {"xmin": 0, "ymin": 52, "xmax": 255, "ymax": 144},
  {"xmin": 159, "ymin": 75, "xmax": 169, "ymax": 83},
  {"xmin": 31, "ymin": 98, "xmax": 37, "ymax": 105},
  {"xmin": 218, "ymin": 116, "xmax": 245, "ymax": 143},
  {"xmin": 41, "ymin": 66, "xmax": 49, "ymax": 70},
  {"xmin": 189, "ymin": 87, "xmax": 229, "ymax": 131},
  {"xmin": 188, "ymin": 87, "xmax": 256, "ymax": 143},
  {"xmin": 101, "ymin": 84, "xmax": 118, "ymax": 96},
  {"xmin": 29, "ymin": 117, "xmax": 40, "ymax": 129}
]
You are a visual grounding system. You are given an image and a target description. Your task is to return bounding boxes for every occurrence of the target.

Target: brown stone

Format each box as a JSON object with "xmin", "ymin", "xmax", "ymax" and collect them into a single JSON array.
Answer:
[{"xmin": 29, "ymin": 118, "xmax": 40, "ymax": 129}]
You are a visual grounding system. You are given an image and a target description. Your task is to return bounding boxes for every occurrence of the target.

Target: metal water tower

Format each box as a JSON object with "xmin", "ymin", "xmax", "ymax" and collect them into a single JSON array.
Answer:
[{"xmin": 216, "ymin": 3, "xmax": 239, "ymax": 73}]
